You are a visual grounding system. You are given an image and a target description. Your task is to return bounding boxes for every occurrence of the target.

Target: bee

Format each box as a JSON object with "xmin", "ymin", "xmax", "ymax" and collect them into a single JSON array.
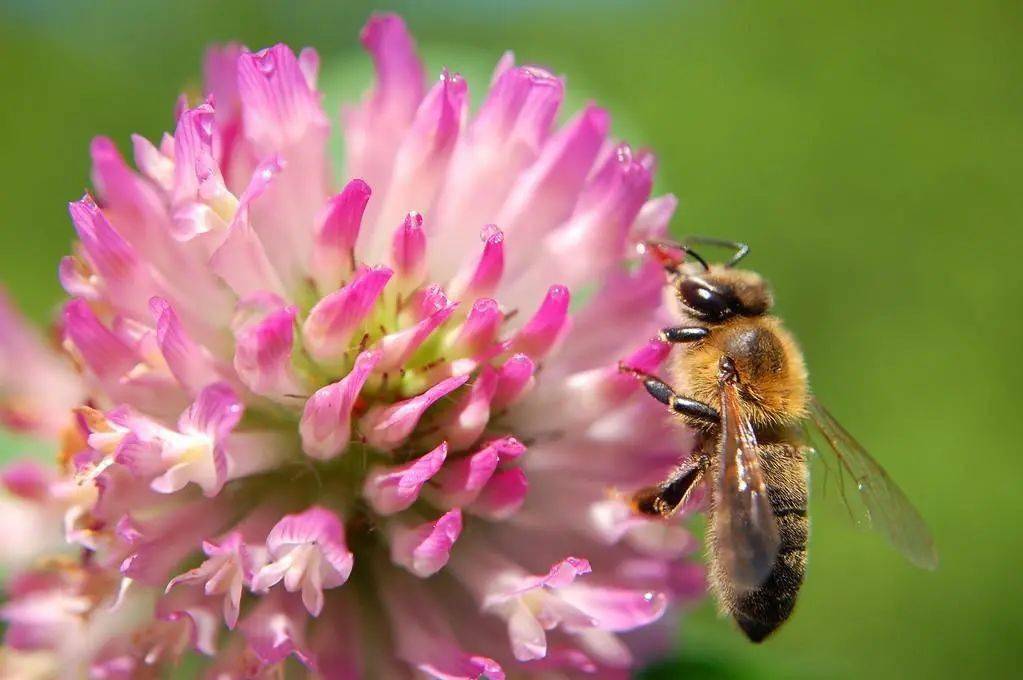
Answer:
[{"xmin": 622, "ymin": 237, "xmax": 937, "ymax": 642}]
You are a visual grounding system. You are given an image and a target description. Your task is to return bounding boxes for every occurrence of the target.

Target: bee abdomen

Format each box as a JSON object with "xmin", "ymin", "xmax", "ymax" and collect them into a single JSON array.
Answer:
[
  {"xmin": 731, "ymin": 499, "xmax": 808, "ymax": 642},
  {"xmin": 719, "ymin": 445, "xmax": 809, "ymax": 643}
]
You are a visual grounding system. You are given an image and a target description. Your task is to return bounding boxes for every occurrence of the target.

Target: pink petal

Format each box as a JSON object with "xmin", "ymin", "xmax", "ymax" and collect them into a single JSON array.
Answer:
[
  {"xmin": 302, "ymin": 266, "xmax": 392, "ymax": 363},
  {"xmin": 363, "ymin": 442, "xmax": 448, "ymax": 515},
  {"xmin": 509, "ymin": 284, "xmax": 570, "ymax": 360},
  {"xmin": 237, "ymin": 46, "xmax": 330, "ymax": 289},
  {"xmin": 369, "ymin": 69, "xmax": 468, "ymax": 256},
  {"xmin": 559, "ymin": 585, "xmax": 667, "ymax": 632},
  {"xmin": 626, "ymin": 520, "xmax": 699, "ymax": 561},
  {"xmin": 203, "ymin": 44, "xmax": 243, "ymax": 132},
  {"xmin": 439, "ymin": 368, "xmax": 499, "ymax": 451},
  {"xmin": 67, "ymin": 194, "xmax": 153, "ymax": 315},
  {"xmin": 448, "ymin": 225, "xmax": 505, "ymax": 301},
  {"xmin": 311, "ymin": 179, "xmax": 372, "ymax": 292},
  {"xmin": 542, "ymin": 144, "xmax": 652, "ymax": 286},
  {"xmin": 567, "ymin": 338, "xmax": 672, "ymax": 412},
  {"xmin": 149, "ymin": 446, "xmax": 227, "ymax": 498},
  {"xmin": 381, "ymin": 573, "xmax": 505, "ymax": 680},
  {"xmin": 403, "ymin": 69, "xmax": 466, "ymax": 166},
  {"xmin": 239, "ymin": 590, "xmax": 316, "ymax": 669},
  {"xmin": 490, "ymin": 50, "xmax": 515, "ymax": 85},
  {"xmin": 171, "ymin": 203, "xmax": 227, "ymax": 245},
  {"xmin": 499, "ymin": 104, "xmax": 610, "ymax": 274},
  {"xmin": 90, "ymin": 136, "xmax": 182, "ymax": 271},
  {"xmin": 266, "ymin": 506, "xmax": 347, "ymax": 561},
  {"xmin": 63, "ymin": 299, "xmax": 138, "ymax": 382},
  {"xmin": 390, "ymin": 212, "xmax": 427, "ymax": 289},
  {"xmin": 506, "ymin": 603, "xmax": 548, "ymax": 661},
  {"xmin": 0, "ymin": 290, "xmax": 82, "ymax": 438},
  {"xmin": 0, "ymin": 460, "xmax": 52, "ymax": 500},
  {"xmin": 167, "ymin": 532, "xmax": 255, "ymax": 630},
  {"xmin": 630, "ymin": 193, "xmax": 678, "ymax": 243},
  {"xmin": 430, "ymin": 65, "xmax": 563, "ymax": 271},
  {"xmin": 361, "ymin": 374, "xmax": 468, "ymax": 451},
  {"xmin": 119, "ymin": 502, "xmax": 233, "ymax": 585},
  {"xmin": 208, "ymin": 187, "xmax": 288, "ymax": 299},
  {"xmin": 491, "ymin": 354, "xmax": 536, "ymax": 409},
  {"xmin": 447, "ymin": 298, "xmax": 502, "ymax": 359},
  {"xmin": 150, "ymin": 297, "xmax": 219, "ymax": 395},
  {"xmin": 230, "ymin": 290, "xmax": 289, "ymax": 331},
  {"xmin": 376, "ymin": 301, "xmax": 458, "ymax": 373},
  {"xmin": 179, "ymin": 382, "xmax": 243, "ymax": 440},
  {"xmin": 128, "ymin": 132, "xmax": 174, "ymax": 190},
  {"xmin": 389, "ymin": 508, "xmax": 463, "ymax": 578},
  {"xmin": 344, "ymin": 14, "xmax": 425, "ymax": 197},
  {"xmin": 112, "ymin": 432, "xmax": 164, "ymax": 478},
  {"xmin": 488, "ymin": 557, "xmax": 592, "ymax": 606},
  {"xmin": 408, "ymin": 285, "xmax": 452, "ymax": 322},
  {"xmin": 573, "ymin": 629, "xmax": 633, "ymax": 669},
  {"xmin": 263, "ymin": 506, "xmax": 354, "ymax": 590},
  {"xmin": 620, "ymin": 337, "xmax": 671, "ymax": 376},
  {"xmin": 235, "ymin": 153, "xmax": 284, "ymax": 208},
  {"xmin": 527, "ymin": 648, "xmax": 598, "ymax": 675},
  {"xmin": 560, "ymin": 257, "xmax": 666, "ymax": 372},
  {"xmin": 418, "ymin": 656, "xmax": 505, "ymax": 680},
  {"xmin": 237, "ymin": 44, "xmax": 328, "ymax": 150},
  {"xmin": 480, "ymin": 436, "xmax": 526, "ymax": 463},
  {"xmin": 306, "ymin": 594, "xmax": 365, "ymax": 679},
  {"xmin": 171, "ymin": 103, "xmax": 228, "ymax": 214},
  {"xmin": 298, "ymin": 47, "xmax": 320, "ymax": 89},
  {"xmin": 300, "ymin": 349, "xmax": 380, "ymax": 460},
  {"xmin": 428, "ymin": 446, "xmax": 500, "ymax": 508},
  {"xmin": 154, "ymin": 588, "xmax": 222, "ymax": 657},
  {"xmin": 469, "ymin": 468, "xmax": 528, "ymax": 520},
  {"xmin": 360, "ymin": 14, "xmax": 425, "ymax": 121},
  {"xmin": 233, "ymin": 304, "xmax": 302, "ymax": 398},
  {"xmin": 474, "ymin": 65, "xmax": 563, "ymax": 158},
  {"xmin": 58, "ymin": 256, "xmax": 97, "ymax": 301}
]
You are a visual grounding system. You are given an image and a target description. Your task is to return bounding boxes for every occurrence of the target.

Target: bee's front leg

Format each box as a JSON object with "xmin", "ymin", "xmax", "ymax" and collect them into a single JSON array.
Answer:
[
  {"xmin": 659, "ymin": 326, "xmax": 710, "ymax": 343},
  {"xmin": 618, "ymin": 364, "xmax": 720, "ymax": 424}
]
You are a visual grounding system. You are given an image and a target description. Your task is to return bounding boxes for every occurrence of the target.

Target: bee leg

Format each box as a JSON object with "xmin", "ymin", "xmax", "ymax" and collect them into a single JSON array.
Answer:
[
  {"xmin": 640, "ymin": 375, "xmax": 721, "ymax": 424},
  {"xmin": 633, "ymin": 454, "xmax": 709, "ymax": 517},
  {"xmin": 617, "ymin": 364, "xmax": 721, "ymax": 423},
  {"xmin": 659, "ymin": 326, "xmax": 710, "ymax": 343}
]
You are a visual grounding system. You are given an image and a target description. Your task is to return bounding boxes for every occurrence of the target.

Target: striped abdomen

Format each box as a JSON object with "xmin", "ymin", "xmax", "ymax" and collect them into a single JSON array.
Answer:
[{"xmin": 710, "ymin": 442, "xmax": 809, "ymax": 642}]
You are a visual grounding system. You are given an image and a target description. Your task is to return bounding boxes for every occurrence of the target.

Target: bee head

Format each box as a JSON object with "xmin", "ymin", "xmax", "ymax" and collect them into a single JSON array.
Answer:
[
  {"xmin": 640, "ymin": 237, "xmax": 773, "ymax": 321},
  {"xmin": 675, "ymin": 267, "xmax": 773, "ymax": 322}
]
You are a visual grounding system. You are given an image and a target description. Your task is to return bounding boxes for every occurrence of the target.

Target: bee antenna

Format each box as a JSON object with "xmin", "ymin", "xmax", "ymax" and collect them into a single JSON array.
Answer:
[
  {"xmin": 682, "ymin": 236, "xmax": 750, "ymax": 268},
  {"xmin": 683, "ymin": 247, "xmax": 710, "ymax": 272}
]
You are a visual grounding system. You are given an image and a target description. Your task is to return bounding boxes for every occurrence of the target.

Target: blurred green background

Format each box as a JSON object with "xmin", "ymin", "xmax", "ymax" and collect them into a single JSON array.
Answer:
[{"xmin": 1, "ymin": 1, "xmax": 1020, "ymax": 677}]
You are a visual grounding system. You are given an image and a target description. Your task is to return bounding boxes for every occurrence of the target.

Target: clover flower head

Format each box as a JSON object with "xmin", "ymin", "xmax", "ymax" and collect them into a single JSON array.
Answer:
[{"xmin": 0, "ymin": 13, "xmax": 704, "ymax": 678}]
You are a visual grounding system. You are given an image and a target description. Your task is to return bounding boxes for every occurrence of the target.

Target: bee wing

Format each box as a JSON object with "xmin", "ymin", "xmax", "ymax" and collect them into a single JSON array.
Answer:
[
  {"xmin": 807, "ymin": 397, "xmax": 938, "ymax": 570},
  {"xmin": 714, "ymin": 378, "xmax": 780, "ymax": 591}
]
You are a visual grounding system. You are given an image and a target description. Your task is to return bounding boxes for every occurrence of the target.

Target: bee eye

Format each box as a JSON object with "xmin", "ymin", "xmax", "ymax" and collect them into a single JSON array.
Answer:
[{"xmin": 679, "ymin": 278, "xmax": 733, "ymax": 320}]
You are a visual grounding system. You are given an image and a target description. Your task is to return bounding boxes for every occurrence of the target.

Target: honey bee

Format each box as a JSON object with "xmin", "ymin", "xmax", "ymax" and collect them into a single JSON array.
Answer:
[{"xmin": 623, "ymin": 237, "xmax": 937, "ymax": 642}]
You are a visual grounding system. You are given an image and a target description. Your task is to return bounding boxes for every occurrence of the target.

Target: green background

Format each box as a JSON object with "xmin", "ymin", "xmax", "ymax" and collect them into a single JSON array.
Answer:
[{"xmin": 1, "ymin": 1, "xmax": 1020, "ymax": 677}]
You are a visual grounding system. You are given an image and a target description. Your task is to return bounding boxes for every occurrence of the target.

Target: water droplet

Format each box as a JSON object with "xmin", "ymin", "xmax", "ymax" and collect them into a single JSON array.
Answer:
[
  {"xmin": 253, "ymin": 48, "xmax": 276, "ymax": 75},
  {"xmin": 615, "ymin": 144, "xmax": 634, "ymax": 165},
  {"xmin": 195, "ymin": 112, "xmax": 215, "ymax": 141}
]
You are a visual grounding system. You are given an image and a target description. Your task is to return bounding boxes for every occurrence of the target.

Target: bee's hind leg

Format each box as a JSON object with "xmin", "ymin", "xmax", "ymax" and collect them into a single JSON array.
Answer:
[{"xmin": 619, "ymin": 365, "xmax": 721, "ymax": 424}]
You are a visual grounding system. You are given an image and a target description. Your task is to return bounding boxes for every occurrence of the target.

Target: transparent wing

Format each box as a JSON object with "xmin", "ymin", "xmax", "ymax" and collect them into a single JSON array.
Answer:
[
  {"xmin": 714, "ymin": 379, "xmax": 780, "ymax": 590},
  {"xmin": 807, "ymin": 397, "xmax": 938, "ymax": 570}
]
